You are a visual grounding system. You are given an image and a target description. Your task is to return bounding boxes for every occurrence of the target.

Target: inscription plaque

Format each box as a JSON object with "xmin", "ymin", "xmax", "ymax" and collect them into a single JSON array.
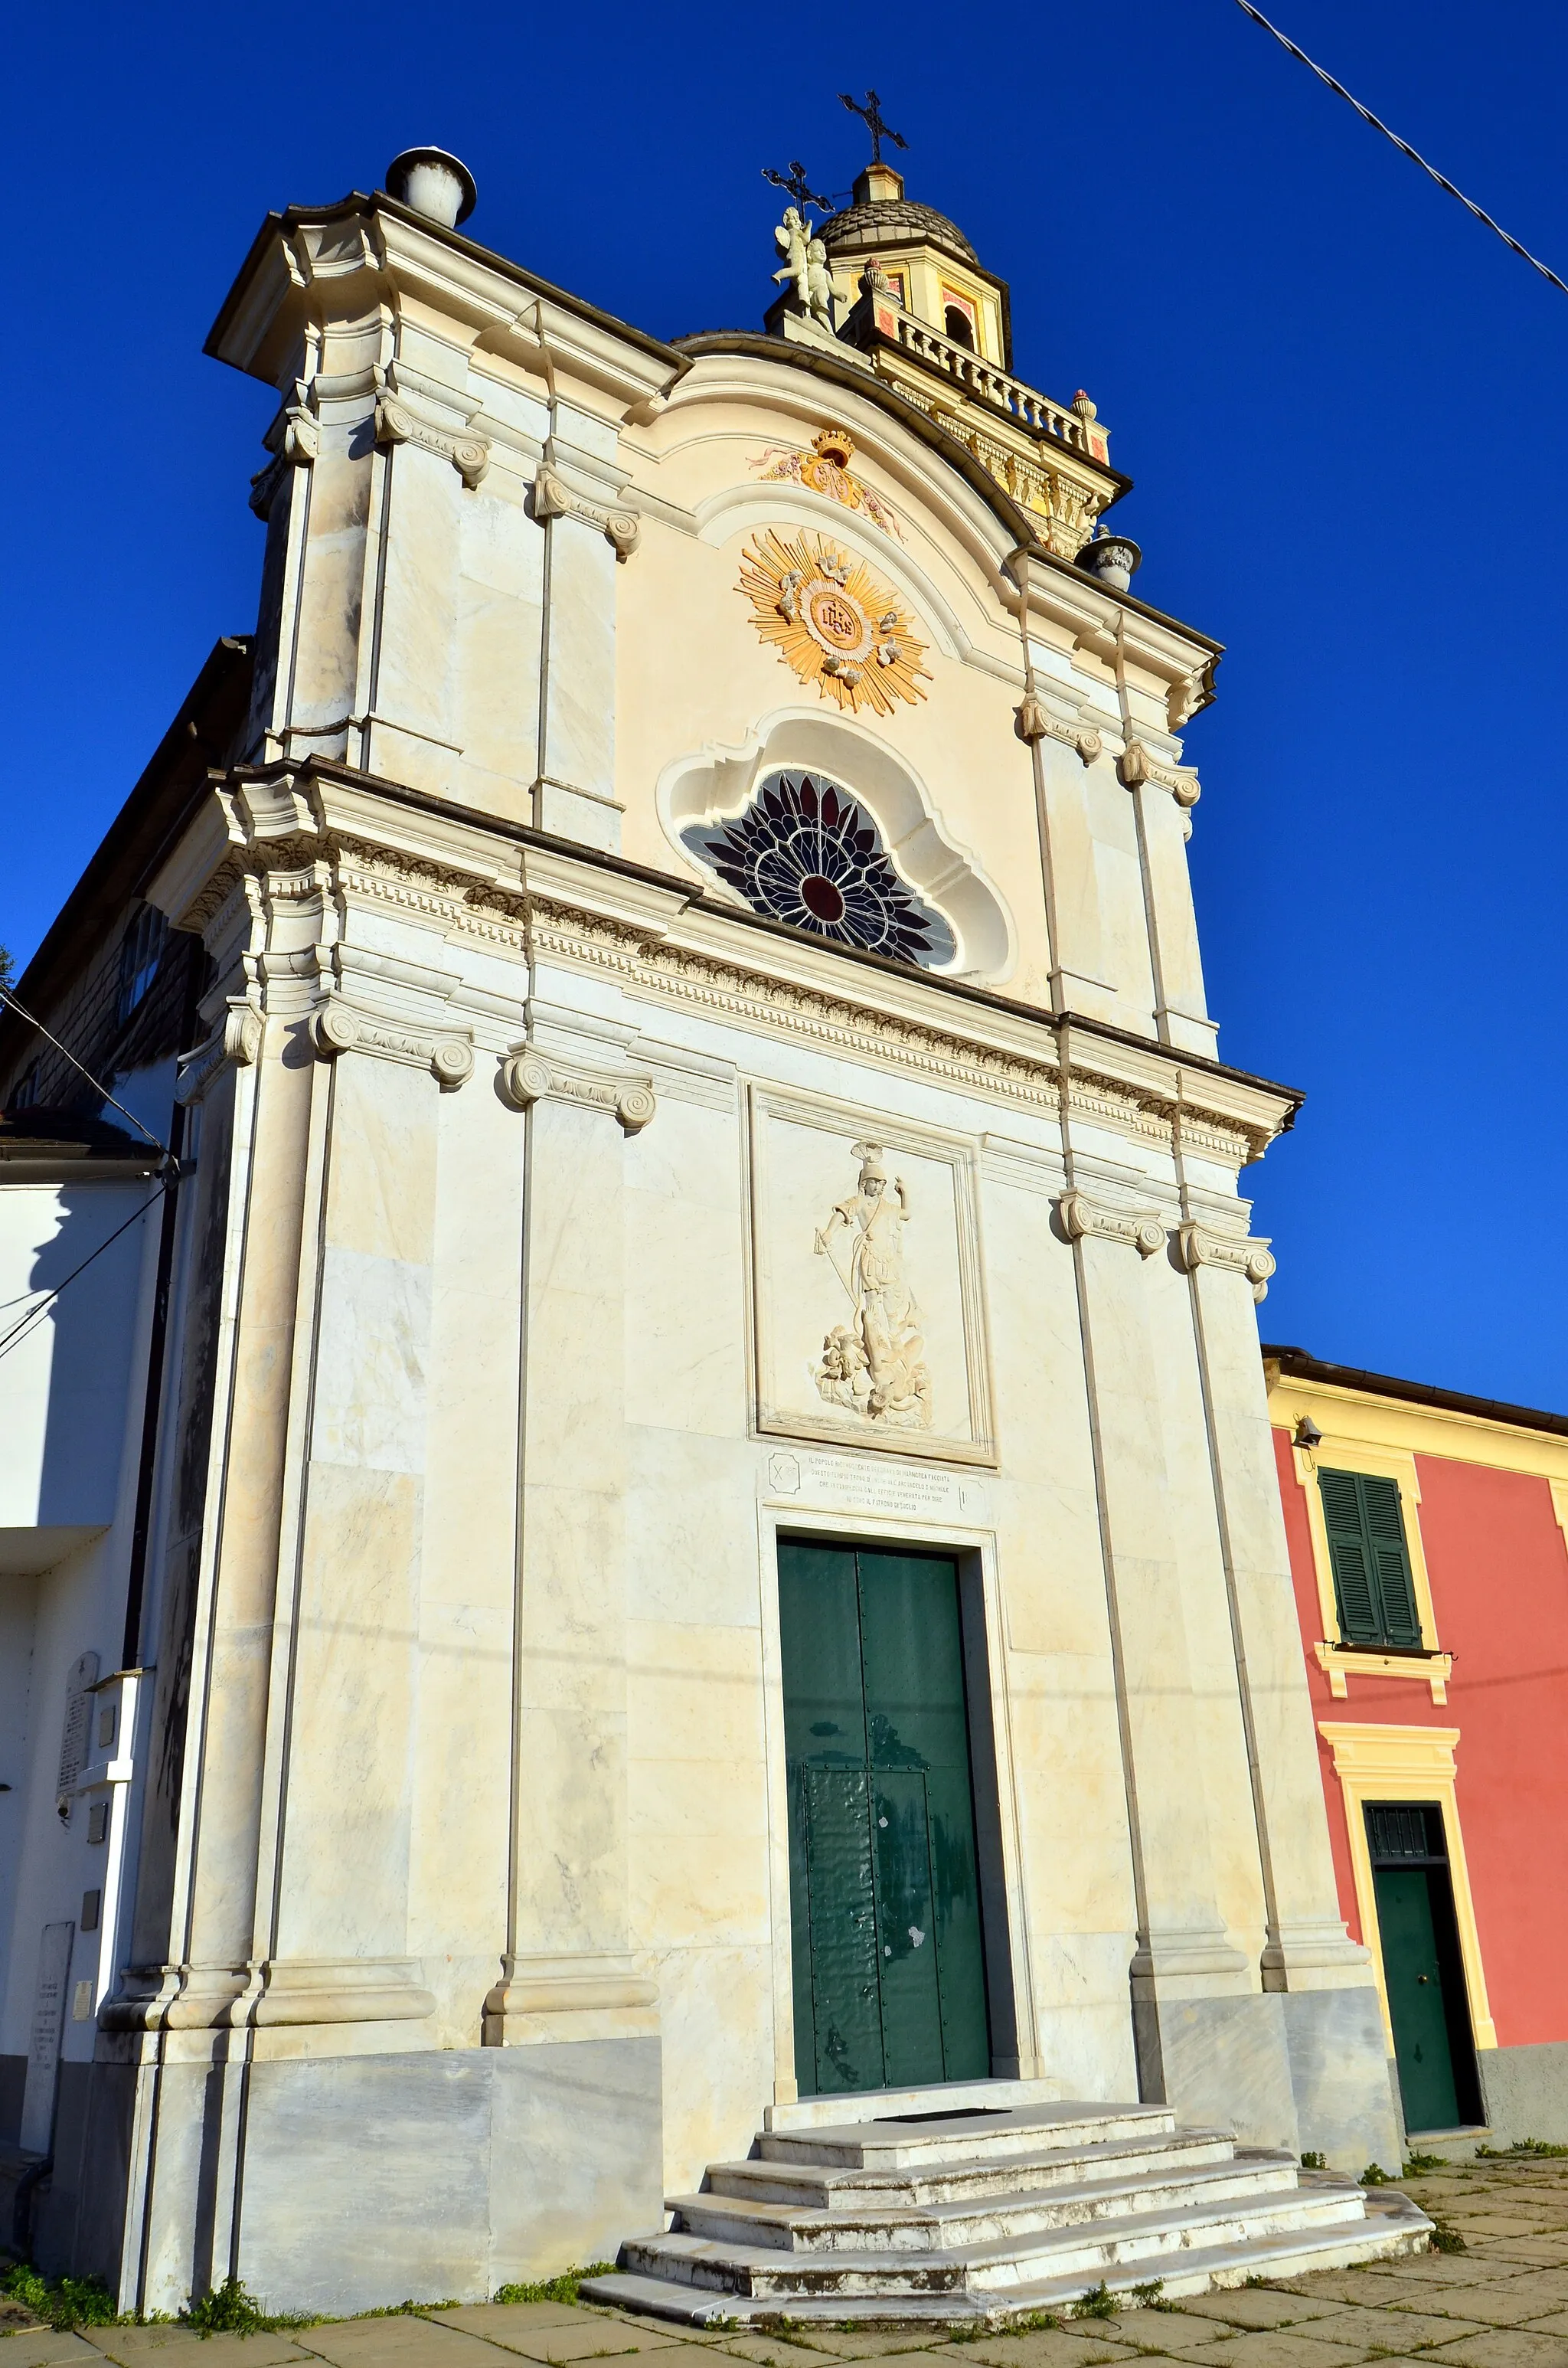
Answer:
[{"xmin": 763, "ymin": 1445, "xmax": 991, "ymax": 1528}]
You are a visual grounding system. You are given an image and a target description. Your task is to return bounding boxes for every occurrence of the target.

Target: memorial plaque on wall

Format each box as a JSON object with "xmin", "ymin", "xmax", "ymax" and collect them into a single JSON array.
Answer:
[
  {"xmin": 20, "ymin": 1921, "xmax": 76, "ymax": 2155},
  {"xmin": 56, "ymin": 1650, "xmax": 100, "ymax": 1824}
]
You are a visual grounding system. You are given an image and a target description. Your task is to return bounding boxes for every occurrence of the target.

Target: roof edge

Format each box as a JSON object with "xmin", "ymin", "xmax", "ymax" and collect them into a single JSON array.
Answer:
[{"xmin": 1263, "ymin": 1343, "xmax": 1568, "ymax": 1441}]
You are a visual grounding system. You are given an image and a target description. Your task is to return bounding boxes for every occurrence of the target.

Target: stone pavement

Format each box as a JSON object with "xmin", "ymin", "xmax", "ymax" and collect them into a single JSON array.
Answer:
[{"xmin": 8, "ymin": 2160, "xmax": 1568, "ymax": 2368}]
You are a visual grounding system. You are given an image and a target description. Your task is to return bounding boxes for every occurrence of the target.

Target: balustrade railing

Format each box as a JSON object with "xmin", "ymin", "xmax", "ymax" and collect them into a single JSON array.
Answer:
[{"xmin": 857, "ymin": 307, "xmax": 1098, "ymax": 454}]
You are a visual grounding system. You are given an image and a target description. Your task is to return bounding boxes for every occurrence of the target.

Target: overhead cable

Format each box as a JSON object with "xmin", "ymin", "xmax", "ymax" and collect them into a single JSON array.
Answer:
[
  {"xmin": 1230, "ymin": 0, "xmax": 1568, "ymax": 299},
  {"xmin": 0, "ymin": 983, "xmax": 172, "ymax": 1159},
  {"xmin": 0, "ymin": 1181, "xmax": 171, "ymax": 1368}
]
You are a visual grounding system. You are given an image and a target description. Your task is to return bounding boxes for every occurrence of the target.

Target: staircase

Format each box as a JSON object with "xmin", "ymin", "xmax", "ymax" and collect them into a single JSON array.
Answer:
[{"xmin": 583, "ymin": 2087, "xmax": 1432, "ymax": 2327}]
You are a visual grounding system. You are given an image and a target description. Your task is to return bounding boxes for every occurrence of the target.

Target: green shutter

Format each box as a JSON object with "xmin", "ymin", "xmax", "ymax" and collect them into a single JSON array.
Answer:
[
  {"xmin": 1361, "ymin": 1474, "xmax": 1423, "ymax": 1647},
  {"xmin": 1318, "ymin": 1467, "xmax": 1422, "ymax": 1648},
  {"xmin": 1320, "ymin": 1468, "xmax": 1379, "ymax": 1640}
]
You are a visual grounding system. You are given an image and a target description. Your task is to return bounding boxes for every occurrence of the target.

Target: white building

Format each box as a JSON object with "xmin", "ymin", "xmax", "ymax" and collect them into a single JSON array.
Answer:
[{"xmin": 0, "ymin": 145, "xmax": 1418, "ymax": 2317}]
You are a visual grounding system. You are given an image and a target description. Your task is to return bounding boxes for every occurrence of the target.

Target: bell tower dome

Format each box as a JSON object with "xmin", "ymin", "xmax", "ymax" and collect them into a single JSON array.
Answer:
[{"xmin": 818, "ymin": 161, "xmax": 1013, "ymax": 368}]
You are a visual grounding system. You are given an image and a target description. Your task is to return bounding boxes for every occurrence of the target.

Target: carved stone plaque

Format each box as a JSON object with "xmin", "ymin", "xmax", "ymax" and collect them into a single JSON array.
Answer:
[
  {"xmin": 762, "ymin": 1447, "xmax": 991, "ymax": 1528},
  {"xmin": 749, "ymin": 1086, "xmax": 995, "ymax": 1467}
]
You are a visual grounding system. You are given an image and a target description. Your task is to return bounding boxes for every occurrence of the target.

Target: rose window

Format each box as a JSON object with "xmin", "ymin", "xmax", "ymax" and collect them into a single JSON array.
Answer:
[{"xmin": 682, "ymin": 771, "xmax": 956, "ymax": 968}]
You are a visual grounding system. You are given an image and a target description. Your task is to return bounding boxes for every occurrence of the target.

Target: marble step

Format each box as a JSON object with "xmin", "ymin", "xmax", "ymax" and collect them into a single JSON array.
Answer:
[
  {"xmin": 622, "ymin": 2180, "xmax": 1368, "ymax": 2298},
  {"xmin": 708, "ymin": 2125, "xmax": 1240, "ymax": 2210},
  {"xmin": 758, "ymin": 2103, "xmax": 1175, "ymax": 2173},
  {"xmin": 582, "ymin": 2191, "xmax": 1431, "ymax": 2327},
  {"xmin": 675, "ymin": 2148, "xmax": 1301, "ymax": 2251}
]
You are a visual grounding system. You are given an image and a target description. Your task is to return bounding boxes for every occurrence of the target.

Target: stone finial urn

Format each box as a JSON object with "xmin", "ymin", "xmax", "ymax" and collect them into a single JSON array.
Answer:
[
  {"xmin": 385, "ymin": 146, "xmax": 478, "ymax": 228},
  {"xmin": 1077, "ymin": 534, "xmax": 1142, "ymax": 593}
]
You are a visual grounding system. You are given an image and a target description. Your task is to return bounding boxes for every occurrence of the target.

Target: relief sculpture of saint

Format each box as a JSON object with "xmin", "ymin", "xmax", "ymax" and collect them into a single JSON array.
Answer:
[{"xmin": 812, "ymin": 1141, "xmax": 933, "ymax": 1429}]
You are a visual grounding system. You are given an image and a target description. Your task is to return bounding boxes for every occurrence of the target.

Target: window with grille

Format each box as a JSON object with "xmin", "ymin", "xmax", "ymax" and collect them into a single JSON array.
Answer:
[
  {"xmin": 1366, "ymin": 1803, "xmax": 1447, "ymax": 1863},
  {"xmin": 1318, "ymin": 1467, "xmax": 1423, "ymax": 1648}
]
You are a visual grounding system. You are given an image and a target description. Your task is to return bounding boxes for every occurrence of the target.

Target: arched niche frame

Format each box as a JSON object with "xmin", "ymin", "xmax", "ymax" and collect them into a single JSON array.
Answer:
[{"xmin": 656, "ymin": 705, "xmax": 1018, "ymax": 986}]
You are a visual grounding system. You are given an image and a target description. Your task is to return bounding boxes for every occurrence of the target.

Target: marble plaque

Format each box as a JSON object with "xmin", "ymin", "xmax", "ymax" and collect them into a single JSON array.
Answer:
[
  {"xmin": 20, "ymin": 1920, "xmax": 74, "ymax": 2154},
  {"xmin": 750, "ymin": 1085, "xmax": 995, "ymax": 1466},
  {"xmin": 762, "ymin": 1445, "xmax": 991, "ymax": 1528}
]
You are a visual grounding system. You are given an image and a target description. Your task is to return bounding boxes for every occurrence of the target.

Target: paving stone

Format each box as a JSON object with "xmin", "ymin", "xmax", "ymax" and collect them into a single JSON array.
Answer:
[
  {"xmin": 1271, "ymin": 2285, "xmax": 1449, "ymax": 2311},
  {"xmin": 1397, "ymin": 2297, "xmax": 1566, "ymax": 2332},
  {"xmin": 429, "ymin": 2318, "xmax": 590, "ymax": 2342},
  {"xmin": 1421, "ymin": 2337, "xmax": 1568, "ymax": 2368},
  {"xmin": 2, "ymin": 2337, "xmax": 115, "ymax": 2367},
  {"xmin": 707, "ymin": 2340, "xmax": 846, "ymax": 2366},
  {"xmin": 89, "ymin": 2336, "xmax": 312, "ymax": 2368},
  {"xmin": 923, "ymin": 2337, "xmax": 1125, "ymax": 2368},
  {"xmin": 1096, "ymin": 2313, "xmax": 1249, "ymax": 2357},
  {"xmin": 1279, "ymin": 2311, "xmax": 1460, "ymax": 2352},
  {"xmin": 1158, "ymin": 2300, "xmax": 1348, "ymax": 2334},
  {"xmin": 1155, "ymin": 2334, "xmax": 1374, "ymax": 2368},
  {"xmin": 295, "ymin": 2330, "xmax": 540, "ymax": 2368},
  {"xmin": 779, "ymin": 2340, "xmax": 951, "ymax": 2361},
  {"xmin": 1475, "ymin": 2256, "xmax": 1568, "ymax": 2275},
  {"xmin": 449, "ymin": 2331, "xmax": 678, "ymax": 2366}
]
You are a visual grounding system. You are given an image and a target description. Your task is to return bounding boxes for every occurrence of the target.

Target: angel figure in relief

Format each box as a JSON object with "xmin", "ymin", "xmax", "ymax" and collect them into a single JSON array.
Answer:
[{"xmin": 814, "ymin": 1142, "xmax": 933, "ymax": 1428}]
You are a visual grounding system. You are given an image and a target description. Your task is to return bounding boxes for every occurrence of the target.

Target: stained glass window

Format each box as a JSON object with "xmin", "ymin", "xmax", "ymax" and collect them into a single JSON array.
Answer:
[{"xmin": 682, "ymin": 771, "xmax": 956, "ymax": 969}]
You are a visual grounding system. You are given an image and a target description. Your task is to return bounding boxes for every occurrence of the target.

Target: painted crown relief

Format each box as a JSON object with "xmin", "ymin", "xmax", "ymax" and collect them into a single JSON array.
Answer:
[
  {"xmin": 812, "ymin": 1141, "xmax": 933, "ymax": 1431},
  {"xmin": 750, "ymin": 425, "xmax": 903, "ymax": 539},
  {"xmin": 739, "ymin": 528, "xmax": 930, "ymax": 715}
]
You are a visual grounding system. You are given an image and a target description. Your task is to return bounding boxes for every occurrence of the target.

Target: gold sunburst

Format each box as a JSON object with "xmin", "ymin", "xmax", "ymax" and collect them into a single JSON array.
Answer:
[{"xmin": 738, "ymin": 528, "xmax": 930, "ymax": 717}]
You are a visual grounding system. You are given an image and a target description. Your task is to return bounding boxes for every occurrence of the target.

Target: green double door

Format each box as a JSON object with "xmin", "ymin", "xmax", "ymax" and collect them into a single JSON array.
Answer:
[
  {"xmin": 779, "ymin": 1539, "xmax": 991, "ymax": 2097},
  {"xmin": 1367, "ymin": 1804, "xmax": 1481, "ymax": 2133}
]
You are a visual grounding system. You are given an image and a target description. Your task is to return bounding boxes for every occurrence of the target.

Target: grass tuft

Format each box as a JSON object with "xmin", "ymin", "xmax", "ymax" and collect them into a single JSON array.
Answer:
[
  {"xmin": 492, "ymin": 2266, "xmax": 616, "ymax": 2307},
  {"xmin": 1298, "ymin": 2152, "xmax": 1326, "ymax": 2171},
  {"xmin": 1475, "ymin": 2139, "xmax": 1568, "ymax": 2160},
  {"xmin": 1429, "ymin": 2221, "xmax": 1468, "ymax": 2255},
  {"xmin": 1129, "ymin": 2281, "xmax": 1166, "ymax": 2310},
  {"xmin": 1402, "ymin": 2153, "xmax": 1450, "ymax": 2175},
  {"xmin": 1070, "ymin": 2283, "xmax": 1120, "ymax": 2321},
  {"xmin": 1360, "ymin": 2163, "xmax": 1393, "ymax": 2185},
  {"xmin": 2, "ymin": 2263, "xmax": 120, "ymax": 2330}
]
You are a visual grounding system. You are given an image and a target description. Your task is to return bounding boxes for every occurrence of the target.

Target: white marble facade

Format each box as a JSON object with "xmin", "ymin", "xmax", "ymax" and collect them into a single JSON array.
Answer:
[{"xmin": 0, "ymin": 169, "xmax": 1399, "ymax": 2314}]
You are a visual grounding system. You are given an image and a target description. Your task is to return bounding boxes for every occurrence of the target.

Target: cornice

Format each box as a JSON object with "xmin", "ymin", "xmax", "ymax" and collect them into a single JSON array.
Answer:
[
  {"xmin": 206, "ymin": 190, "xmax": 688, "ymax": 412},
  {"xmin": 151, "ymin": 757, "xmax": 1298, "ymax": 1168}
]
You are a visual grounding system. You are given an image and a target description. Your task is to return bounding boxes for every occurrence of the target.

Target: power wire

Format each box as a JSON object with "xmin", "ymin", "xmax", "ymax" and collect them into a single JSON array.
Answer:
[
  {"xmin": 0, "ymin": 1180, "xmax": 171, "ymax": 1367},
  {"xmin": 0, "ymin": 984, "xmax": 172, "ymax": 1159},
  {"xmin": 1230, "ymin": 0, "xmax": 1568, "ymax": 299}
]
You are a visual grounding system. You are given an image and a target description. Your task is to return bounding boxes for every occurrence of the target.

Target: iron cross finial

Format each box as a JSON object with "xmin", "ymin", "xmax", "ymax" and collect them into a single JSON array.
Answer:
[
  {"xmin": 839, "ymin": 89, "xmax": 908, "ymax": 167},
  {"xmin": 763, "ymin": 160, "xmax": 834, "ymax": 213}
]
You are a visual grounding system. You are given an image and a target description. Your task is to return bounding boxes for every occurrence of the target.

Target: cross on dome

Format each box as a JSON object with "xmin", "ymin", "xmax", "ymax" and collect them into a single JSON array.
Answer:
[{"xmin": 839, "ymin": 89, "xmax": 907, "ymax": 167}]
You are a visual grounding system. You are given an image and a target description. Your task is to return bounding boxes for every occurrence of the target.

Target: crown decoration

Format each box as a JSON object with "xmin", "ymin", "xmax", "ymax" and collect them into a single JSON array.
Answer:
[
  {"xmin": 750, "ymin": 426, "xmax": 903, "ymax": 540},
  {"xmin": 738, "ymin": 528, "xmax": 929, "ymax": 716}
]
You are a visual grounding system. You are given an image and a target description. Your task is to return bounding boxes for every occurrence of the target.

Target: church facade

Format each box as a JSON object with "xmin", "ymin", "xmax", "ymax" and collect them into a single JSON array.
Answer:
[{"xmin": 1, "ymin": 144, "xmax": 1406, "ymax": 2313}]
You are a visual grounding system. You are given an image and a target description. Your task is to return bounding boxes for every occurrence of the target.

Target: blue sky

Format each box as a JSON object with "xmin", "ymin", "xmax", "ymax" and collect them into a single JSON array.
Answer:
[{"xmin": 6, "ymin": 1, "xmax": 1566, "ymax": 1407}]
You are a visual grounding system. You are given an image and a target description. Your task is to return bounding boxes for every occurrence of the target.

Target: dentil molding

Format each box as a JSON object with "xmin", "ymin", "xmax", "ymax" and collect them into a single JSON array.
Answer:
[
  {"xmin": 175, "ymin": 1002, "xmax": 263, "ymax": 1106},
  {"xmin": 309, "ymin": 998, "xmax": 475, "ymax": 1090},
  {"xmin": 1058, "ymin": 1188, "xmax": 1165, "ymax": 1258},
  {"xmin": 1176, "ymin": 1220, "xmax": 1276, "ymax": 1296},
  {"xmin": 374, "ymin": 394, "xmax": 490, "ymax": 490},
  {"xmin": 498, "ymin": 1044, "xmax": 656, "ymax": 1133},
  {"xmin": 1119, "ymin": 740, "xmax": 1201, "ymax": 806},
  {"xmin": 530, "ymin": 463, "xmax": 640, "ymax": 561}
]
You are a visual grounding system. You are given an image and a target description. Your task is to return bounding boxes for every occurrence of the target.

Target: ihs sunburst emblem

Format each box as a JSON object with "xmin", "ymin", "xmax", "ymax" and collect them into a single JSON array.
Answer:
[{"xmin": 738, "ymin": 529, "xmax": 930, "ymax": 718}]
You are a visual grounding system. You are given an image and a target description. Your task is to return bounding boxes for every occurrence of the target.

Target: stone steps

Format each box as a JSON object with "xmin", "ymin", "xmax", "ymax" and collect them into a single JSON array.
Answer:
[
  {"xmin": 622, "ymin": 2181, "xmax": 1370, "ymax": 2298},
  {"xmin": 580, "ymin": 2093, "xmax": 1432, "ymax": 2326},
  {"xmin": 708, "ymin": 2125, "xmax": 1239, "ymax": 2210},
  {"xmin": 758, "ymin": 2104, "xmax": 1177, "ymax": 2171},
  {"xmin": 674, "ymin": 2147, "xmax": 1302, "ymax": 2251},
  {"xmin": 586, "ymin": 2190, "xmax": 1432, "ymax": 2327}
]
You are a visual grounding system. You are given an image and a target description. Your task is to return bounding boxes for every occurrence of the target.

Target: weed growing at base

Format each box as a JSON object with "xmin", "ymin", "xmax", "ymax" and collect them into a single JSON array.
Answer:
[
  {"xmin": 492, "ymin": 2265, "xmax": 616, "ymax": 2307},
  {"xmin": 2, "ymin": 2263, "xmax": 119, "ymax": 2330}
]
